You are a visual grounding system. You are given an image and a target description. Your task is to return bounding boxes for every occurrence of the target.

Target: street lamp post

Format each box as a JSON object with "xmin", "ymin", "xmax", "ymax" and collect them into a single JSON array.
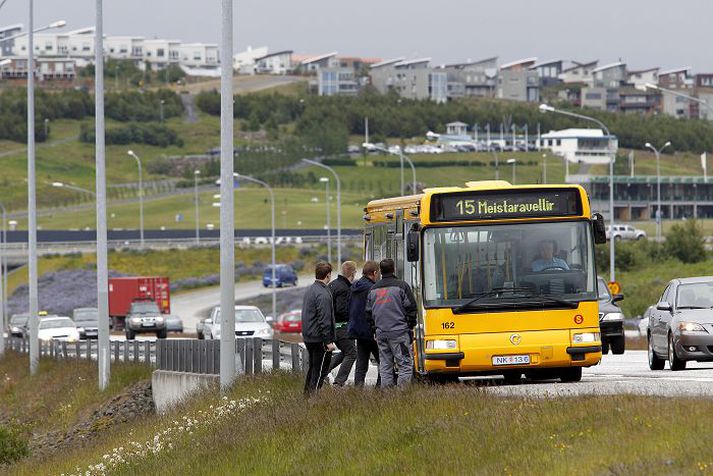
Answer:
[
  {"xmin": 219, "ymin": 0, "xmax": 236, "ymax": 389},
  {"xmin": 127, "ymin": 150, "xmax": 144, "ymax": 248},
  {"xmin": 539, "ymin": 104, "xmax": 617, "ymax": 281},
  {"xmin": 43, "ymin": 118, "xmax": 49, "ymax": 139},
  {"xmin": 507, "ymin": 158, "xmax": 517, "ymax": 184},
  {"xmin": 159, "ymin": 99, "xmax": 165, "ymax": 123},
  {"xmin": 320, "ymin": 177, "xmax": 331, "ymax": 265},
  {"xmin": 194, "ymin": 170, "xmax": 200, "ymax": 244},
  {"xmin": 645, "ymin": 141, "xmax": 672, "ymax": 240},
  {"xmin": 52, "ymin": 181, "xmax": 96, "ymax": 197},
  {"xmin": 94, "ymin": 0, "xmax": 110, "ymax": 390},
  {"xmin": 0, "ymin": 20, "xmax": 66, "ymax": 46},
  {"xmin": 0, "ymin": 202, "xmax": 5, "ymax": 357},
  {"xmin": 542, "ymin": 153, "xmax": 548, "ymax": 183},
  {"xmin": 302, "ymin": 159, "xmax": 341, "ymax": 266},
  {"xmin": 27, "ymin": 0, "xmax": 39, "ymax": 375},
  {"xmin": 235, "ymin": 173, "xmax": 276, "ymax": 320}
]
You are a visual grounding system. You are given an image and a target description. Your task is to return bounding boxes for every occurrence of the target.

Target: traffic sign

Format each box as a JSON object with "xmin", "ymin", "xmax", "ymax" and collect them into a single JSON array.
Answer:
[{"xmin": 607, "ymin": 281, "xmax": 621, "ymax": 295}]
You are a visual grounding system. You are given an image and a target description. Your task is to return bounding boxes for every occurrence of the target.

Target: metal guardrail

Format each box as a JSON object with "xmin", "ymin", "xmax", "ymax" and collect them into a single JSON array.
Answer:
[{"xmin": 7, "ymin": 336, "xmax": 308, "ymax": 375}]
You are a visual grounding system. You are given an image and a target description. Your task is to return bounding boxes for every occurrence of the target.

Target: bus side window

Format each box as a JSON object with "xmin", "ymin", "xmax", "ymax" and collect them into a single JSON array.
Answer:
[
  {"xmin": 364, "ymin": 230, "xmax": 373, "ymax": 261},
  {"xmin": 372, "ymin": 224, "xmax": 387, "ymax": 262}
]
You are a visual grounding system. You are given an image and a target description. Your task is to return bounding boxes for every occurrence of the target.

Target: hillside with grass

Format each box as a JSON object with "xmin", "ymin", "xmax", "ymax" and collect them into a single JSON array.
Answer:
[{"xmin": 6, "ymin": 369, "xmax": 713, "ymax": 475}]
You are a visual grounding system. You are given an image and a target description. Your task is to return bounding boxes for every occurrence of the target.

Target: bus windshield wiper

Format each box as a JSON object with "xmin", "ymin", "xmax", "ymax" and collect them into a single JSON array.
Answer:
[
  {"xmin": 453, "ymin": 287, "xmax": 535, "ymax": 313},
  {"xmin": 522, "ymin": 294, "xmax": 579, "ymax": 309}
]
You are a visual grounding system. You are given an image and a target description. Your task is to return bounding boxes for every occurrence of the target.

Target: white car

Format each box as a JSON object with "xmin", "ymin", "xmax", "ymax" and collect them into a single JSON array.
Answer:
[
  {"xmin": 606, "ymin": 224, "xmax": 647, "ymax": 241},
  {"xmin": 204, "ymin": 305, "xmax": 274, "ymax": 340},
  {"xmin": 38, "ymin": 316, "xmax": 80, "ymax": 343}
]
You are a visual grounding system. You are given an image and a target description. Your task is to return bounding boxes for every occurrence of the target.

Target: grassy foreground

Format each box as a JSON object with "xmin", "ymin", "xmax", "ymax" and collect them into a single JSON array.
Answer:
[{"xmin": 9, "ymin": 372, "xmax": 713, "ymax": 475}]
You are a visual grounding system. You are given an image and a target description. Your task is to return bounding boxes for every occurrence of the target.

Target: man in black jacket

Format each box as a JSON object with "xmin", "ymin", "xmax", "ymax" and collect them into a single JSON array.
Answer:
[
  {"xmin": 348, "ymin": 260, "xmax": 380, "ymax": 387},
  {"xmin": 327, "ymin": 261, "xmax": 357, "ymax": 386},
  {"xmin": 301, "ymin": 262, "xmax": 336, "ymax": 396},
  {"xmin": 366, "ymin": 259, "xmax": 417, "ymax": 387}
]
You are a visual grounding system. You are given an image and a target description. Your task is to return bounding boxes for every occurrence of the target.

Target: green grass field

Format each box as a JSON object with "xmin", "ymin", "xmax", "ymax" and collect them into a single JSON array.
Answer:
[
  {"xmin": 12, "ymin": 372, "xmax": 713, "ymax": 475},
  {"xmin": 589, "ymin": 149, "xmax": 706, "ymax": 177}
]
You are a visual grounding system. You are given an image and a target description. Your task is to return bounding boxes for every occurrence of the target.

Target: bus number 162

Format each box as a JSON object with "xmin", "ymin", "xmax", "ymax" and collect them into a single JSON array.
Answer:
[{"xmin": 455, "ymin": 199, "xmax": 476, "ymax": 215}]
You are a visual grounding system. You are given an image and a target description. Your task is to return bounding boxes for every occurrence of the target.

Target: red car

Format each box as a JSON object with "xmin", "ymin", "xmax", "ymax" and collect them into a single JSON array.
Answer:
[{"xmin": 273, "ymin": 310, "xmax": 302, "ymax": 333}]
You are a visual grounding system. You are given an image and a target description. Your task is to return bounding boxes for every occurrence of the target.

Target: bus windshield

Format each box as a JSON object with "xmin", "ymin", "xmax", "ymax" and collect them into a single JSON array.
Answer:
[{"xmin": 423, "ymin": 220, "xmax": 596, "ymax": 310}]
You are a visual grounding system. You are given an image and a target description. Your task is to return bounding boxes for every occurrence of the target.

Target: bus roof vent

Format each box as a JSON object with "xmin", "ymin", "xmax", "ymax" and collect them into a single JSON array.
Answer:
[{"xmin": 464, "ymin": 180, "xmax": 512, "ymax": 189}]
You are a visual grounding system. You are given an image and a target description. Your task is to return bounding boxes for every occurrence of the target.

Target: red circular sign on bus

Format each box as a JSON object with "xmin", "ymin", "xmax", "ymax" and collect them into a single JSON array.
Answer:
[{"xmin": 574, "ymin": 314, "xmax": 584, "ymax": 325}]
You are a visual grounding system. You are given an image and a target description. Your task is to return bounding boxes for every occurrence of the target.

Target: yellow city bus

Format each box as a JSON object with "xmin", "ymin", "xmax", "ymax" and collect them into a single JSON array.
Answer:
[{"xmin": 363, "ymin": 180, "xmax": 607, "ymax": 383}]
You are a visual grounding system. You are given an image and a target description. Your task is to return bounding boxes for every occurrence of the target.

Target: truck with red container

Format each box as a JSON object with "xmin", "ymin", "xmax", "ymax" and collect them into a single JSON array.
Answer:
[{"xmin": 108, "ymin": 277, "xmax": 170, "ymax": 329}]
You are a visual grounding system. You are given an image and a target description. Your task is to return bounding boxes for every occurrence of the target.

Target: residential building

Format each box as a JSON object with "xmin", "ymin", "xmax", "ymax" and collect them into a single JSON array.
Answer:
[
  {"xmin": 658, "ymin": 67, "xmax": 692, "ymax": 89},
  {"xmin": 254, "ymin": 50, "xmax": 293, "ymax": 74},
  {"xmin": 233, "ymin": 46, "xmax": 269, "ymax": 74},
  {"xmin": 368, "ymin": 57, "xmax": 405, "ymax": 94},
  {"xmin": 497, "ymin": 57, "xmax": 539, "ymax": 102},
  {"xmin": 317, "ymin": 67, "xmax": 359, "ymax": 96},
  {"xmin": 580, "ymin": 87, "xmax": 607, "ymax": 110},
  {"xmin": 531, "ymin": 59, "xmax": 563, "ymax": 86},
  {"xmin": 336, "ymin": 56, "xmax": 381, "ymax": 74},
  {"xmin": 369, "ymin": 57, "xmax": 447, "ymax": 102},
  {"xmin": 441, "ymin": 57, "xmax": 498, "ymax": 98},
  {"xmin": 446, "ymin": 121, "xmax": 468, "ymax": 136},
  {"xmin": 178, "ymin": 43, "xmax": 218, "ymax": 68},
  {"xmin": 105, "ymin": 36, "xmax": 144, "ymax": 63},
  {"xmin": 592, "ymin": 62, "xmax": 627, "ymax": 89},
  {"xmin": 300, "ymin": 52, "xmax": 338, "ymax": 72},
  {"xmin": 618, "ymin": 86, "xmax": 659, "ymax": 115},
  {"xmin": 143, "ymin": 39, "xmax": 181, "ymax": 68},
  {"xmin": 539, "ymin": 128, "xmax": 618, "ymax": 174},
  {"xmin": 559, "ymin": 60, "xmax": 598, "ymax": 86},
  {"xmin": 695, "ymin": 74, "xmax": 713, "ymax": 120},
  {"xmin": 0, "ymin": 56, "xmax": 76, "ymax": 81},
  {"xmin": 627, "ymin": 67, "xmax": 658, "ymax": 90},
  {"xmin": 0, "ymin": 24, "xmax": 22, "ymax": 57}
]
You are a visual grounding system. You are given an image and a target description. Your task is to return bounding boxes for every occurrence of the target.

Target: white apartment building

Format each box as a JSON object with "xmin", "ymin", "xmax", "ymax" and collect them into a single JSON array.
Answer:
[
  {"xmin": 539, "ymin": 128, "xmax": 618, "ymax": 166},
  {"xmin": 233, "ymin": 46, "xmax": 268, "ymax": 74},
  {"xmin": 143, "ymin": 39, "xmax": 181, "ymax": 67}
]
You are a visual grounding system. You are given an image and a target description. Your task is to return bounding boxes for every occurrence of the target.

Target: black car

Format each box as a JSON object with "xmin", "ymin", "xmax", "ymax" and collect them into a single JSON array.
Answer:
[
  {"xmin": 8, "ymin": 313, "xmax": 29, "ymax": 338},
  {"xmin": 72, "ymin": 307, "xmax": 99, "ymax": 340},
  {"xmin": 598, "ymin": 277, "xmax": 625, "ymax": 354}
]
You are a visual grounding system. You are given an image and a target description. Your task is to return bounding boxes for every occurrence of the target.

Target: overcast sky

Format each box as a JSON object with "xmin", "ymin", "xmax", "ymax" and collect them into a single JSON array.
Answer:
[{"xmin": 2, "ymin": 0, "xmax": 712, "ymax": 71}]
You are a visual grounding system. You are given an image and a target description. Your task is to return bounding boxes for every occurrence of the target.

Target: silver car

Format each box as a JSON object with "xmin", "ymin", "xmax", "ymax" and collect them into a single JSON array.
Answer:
[
  {"xmin": 204, "ymin": 305, "xmax": 273, "ymax": 340},
  {"xmin": 648, "ymin": 277, "xmax": 713, "ymax": 371}
]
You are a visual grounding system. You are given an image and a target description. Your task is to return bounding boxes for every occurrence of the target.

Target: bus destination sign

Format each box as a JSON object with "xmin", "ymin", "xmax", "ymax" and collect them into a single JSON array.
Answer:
[{"xmin": 430, "ymin": 188, "xmax": 582, "ymax": 222}]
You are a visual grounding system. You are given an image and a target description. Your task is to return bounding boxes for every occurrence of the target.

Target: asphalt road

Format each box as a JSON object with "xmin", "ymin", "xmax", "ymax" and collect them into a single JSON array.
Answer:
[{"xmin": 171, "ymin": 274, "xmax": 312, "ymax": 332}]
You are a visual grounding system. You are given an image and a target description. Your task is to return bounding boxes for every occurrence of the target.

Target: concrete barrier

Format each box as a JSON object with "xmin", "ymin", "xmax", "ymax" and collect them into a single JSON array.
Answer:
[{"xmin": 152, "ymin": 370, "xmax": 220, "ymax": 414}]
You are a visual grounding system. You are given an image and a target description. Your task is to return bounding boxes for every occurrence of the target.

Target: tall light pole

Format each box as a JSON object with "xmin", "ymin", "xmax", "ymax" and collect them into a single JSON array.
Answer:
[
  {"xmin": 95, "ymin": 0, "xmax": 110, "ymax": 390},
  {"xmin": 0, "ymin": 202, "xmax": 5, "ymax": 357},
  {"xmin": 320, "ymin": 177, "xmax": 332, "ymax": 265},
  {"xmin": 194, "ymin": 170, "xmax": 200, "ymax": 244},
  {"xmin": 235, "ymin": 173, "xmax": 276, "ymax": 320},
  {"xmin": 159, "ymin": 99, "xmax": 165, "ymax": 123},
  {"xmin": 540, "ymin": 103, "xmax": 617, "ymax": 281},
  {"xmin": 127, "ymin": 150, "xmax": 144, "ymax": 248},
  {"xmin": 542, "ymin": 153, "xmax": 548, "ymax": 183},
  {"xmin": 302, "ymin": 159, "xmax": 341, "ymax": 266},
  {"xmin": 27, "ymin": 0, "xmax": 39, "ymax": 375},
  {"xmin": 219, "ymin": 0, "xmax": 236, "ymax": 389},
  {"xmin": 645, "ymin": 141, "xmax": 672, "ymax": 240},
  {"xmin": 507, "ymin": 158, "xmax": 517, "ymax": 184},
  {"xmin": 363, "ymin": 143, "xmax": 417, "ymax": 194}
]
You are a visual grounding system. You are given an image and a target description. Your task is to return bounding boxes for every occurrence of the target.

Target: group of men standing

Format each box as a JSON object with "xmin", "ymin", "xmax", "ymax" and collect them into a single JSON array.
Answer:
[{"xmin": 301, "ymin": 258, "xmax": 417, "ymax": 396}]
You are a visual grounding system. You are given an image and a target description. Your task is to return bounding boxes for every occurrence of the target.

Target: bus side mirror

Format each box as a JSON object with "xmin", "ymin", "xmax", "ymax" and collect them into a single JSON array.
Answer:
[
  {"xmin": 592, "ymin": 213, "xmax": 607, "ymax": 244},
  {"xmin": 406, "ymin": 227, "xmax": 420, "ymax": 262}
]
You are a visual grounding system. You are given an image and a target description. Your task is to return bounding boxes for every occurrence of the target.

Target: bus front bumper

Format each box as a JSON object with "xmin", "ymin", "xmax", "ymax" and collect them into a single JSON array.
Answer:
[{"xmin": 422, "ymin": 329, "xmax": 602, "ymax": 374}]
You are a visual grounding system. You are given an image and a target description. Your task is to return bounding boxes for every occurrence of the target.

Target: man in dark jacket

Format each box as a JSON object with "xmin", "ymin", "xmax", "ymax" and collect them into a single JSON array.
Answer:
[
  {"xmin": 301, "ymin": 262, "xmax": 336, "ymax": 396},
  {"xmin": 347, "ymin": 260, "xmax": 380, "ymax": 387},
  {"xmin": 327, "ymin": 261, "xmax": 357, "ymax": 386},
  {"xmin": 366, "ymin": 258, "xmax": 417, "ymax": 387}
]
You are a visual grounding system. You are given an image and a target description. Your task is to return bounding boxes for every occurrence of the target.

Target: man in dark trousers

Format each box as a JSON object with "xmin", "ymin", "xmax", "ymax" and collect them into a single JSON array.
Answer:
[
  {"xmin": 366, "ymin": 258, "xmax": 417, "ymax": 388},
  {"xmin": 301, "ymin": 262, "xmax": 336, "ymax": 396},
  {"xmin": 347, "ymin": 260, "xmax": 380, "ymax": 387},
  {"xmin": 327, "ymin": 261, "xmax": 357, "ymax": 386}
]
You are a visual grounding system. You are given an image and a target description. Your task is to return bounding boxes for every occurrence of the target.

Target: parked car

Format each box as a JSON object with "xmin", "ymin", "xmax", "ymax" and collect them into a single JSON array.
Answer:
[
  {"xmin": 204, "ymin": 305, "xmax": 273, "ymax": 340},
  {"xmin": 8, "ymin": 313, "xmax": 29, "ymax": 338},
  {"xmin": 72, "ymin": 307, "xmax": 99, "ymax": 340},
  {"xmin": 165, "ymin": 315, "xmax": 184, "ymax": 334},
  {"xmin": 38, "ymin": 316, "xmax": 80, "ymax": 343},
  {"xmin": 647, "ymin": 276, "xmax": 713, "ymax": 371},
  {"xmin": 597, "ymin": 277, "xmax": 626, "ymax": 354},
  {"xmin": 273, "ymin": 310, "xmax": 302, "ymax": 333},
  {"xmin": 263, "ymin": 264, "xmax": 298, "ymax": 288},
  {"xmin": 606, "ymin": 224, "xmax": 647, "ymax": 241},
  {"xmin": 125, "ymin": 299, "xmax": 167, "ymax": 340}
]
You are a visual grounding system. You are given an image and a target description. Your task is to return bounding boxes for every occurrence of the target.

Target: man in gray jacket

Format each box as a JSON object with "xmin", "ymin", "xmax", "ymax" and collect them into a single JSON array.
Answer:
[
  {"xmin": 366, "ymin": 258, "xmax": 417, "ymax": 387},
  {"xmin": 302, "ymin": 262, "xmax": 336, "ymax": 396}
]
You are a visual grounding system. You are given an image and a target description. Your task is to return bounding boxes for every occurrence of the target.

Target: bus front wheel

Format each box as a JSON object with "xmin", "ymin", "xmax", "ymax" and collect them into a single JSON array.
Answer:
[{"xmin": 559, "ymin": 367, "xmax": 582, "ymax": 383}]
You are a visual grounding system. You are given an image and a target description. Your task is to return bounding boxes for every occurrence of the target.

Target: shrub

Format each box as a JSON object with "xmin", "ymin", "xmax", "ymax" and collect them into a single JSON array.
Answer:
[
  {"xmin": 665, "ymin": 219, "xmax": 706, "ymax": 263},
  {"xmin": 0, "ymin": 425, "xmax": 29, "ymax": 465}
]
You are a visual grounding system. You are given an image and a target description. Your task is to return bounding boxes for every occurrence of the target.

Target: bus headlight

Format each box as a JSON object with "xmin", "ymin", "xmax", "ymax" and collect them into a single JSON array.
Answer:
[
  {"xmin": 573, "ymin": 332, "xmax": 600, "ymax": 344},
  {"xmin": 426, "ymin": 339, "xmax": 457, "ymax": 350}
]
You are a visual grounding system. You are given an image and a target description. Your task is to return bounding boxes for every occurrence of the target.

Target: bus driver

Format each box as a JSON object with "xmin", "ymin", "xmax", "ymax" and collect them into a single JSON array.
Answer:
[{"xmin": 532, "ymin": 239, "xmax": 569, "ymax": 272}]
